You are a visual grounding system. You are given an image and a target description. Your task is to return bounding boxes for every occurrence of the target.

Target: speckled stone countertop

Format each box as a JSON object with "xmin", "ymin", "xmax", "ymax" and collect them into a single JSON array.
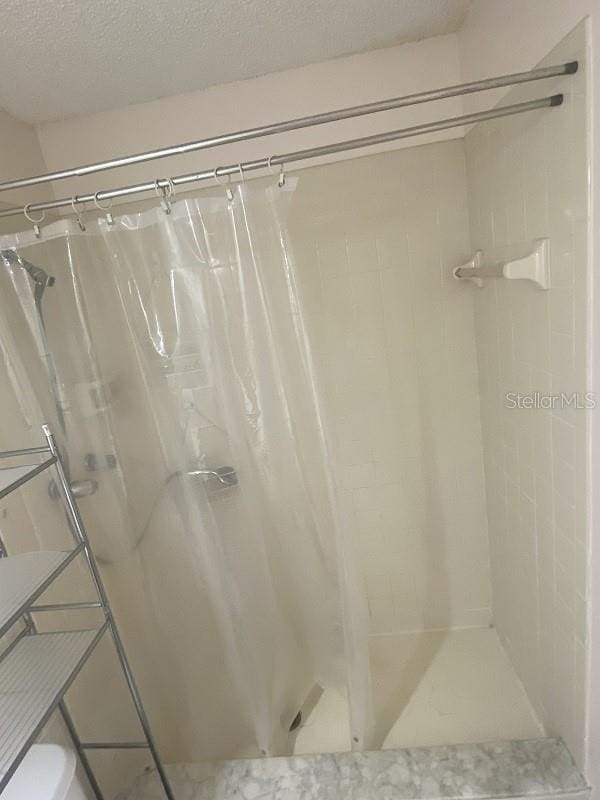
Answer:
[{"xmin": 120, "ymin": 738, "xmax": 589, "ymax": 800}]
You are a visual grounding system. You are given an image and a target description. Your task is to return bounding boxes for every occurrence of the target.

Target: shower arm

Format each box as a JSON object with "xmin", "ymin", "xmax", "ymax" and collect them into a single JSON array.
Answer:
[{"xmin": 1, "ymin": 250, "xmax": 55, "ymax": 294}]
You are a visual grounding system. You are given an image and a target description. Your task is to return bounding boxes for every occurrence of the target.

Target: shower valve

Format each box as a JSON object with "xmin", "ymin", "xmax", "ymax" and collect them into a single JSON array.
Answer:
[
  {"xmin": 84, "ymin": 452, "xmax": 118, "ymax": 471},
  {"xmin": 48, "ymin": 478, "xmax": 99, "ymax": 500}
]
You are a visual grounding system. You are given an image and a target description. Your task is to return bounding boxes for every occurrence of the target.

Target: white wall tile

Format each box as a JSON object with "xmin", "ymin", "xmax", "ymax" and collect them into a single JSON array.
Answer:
[
  {"xmin": 464, "ymin": 26, "xmax": 589, "ymax": 766},
  {"xmin": 291, "ymin": 139, "xmax": 492, "ymax": 636}
]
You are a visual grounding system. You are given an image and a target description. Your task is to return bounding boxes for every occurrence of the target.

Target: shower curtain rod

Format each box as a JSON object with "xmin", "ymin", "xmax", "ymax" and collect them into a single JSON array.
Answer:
[
  {"xmin": 0, "ymin": 94, "xmax": 564, "ymax": 219},
  {"xmin": 0, "ymin": 60, "xmax": 577, "ymax": 196}
]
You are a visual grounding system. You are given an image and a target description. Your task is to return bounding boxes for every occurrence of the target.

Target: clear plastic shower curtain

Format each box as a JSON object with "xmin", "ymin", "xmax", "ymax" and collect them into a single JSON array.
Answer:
[{"xmin": 0, "ymin": 180, "xmax": 373, "ymax": 759}]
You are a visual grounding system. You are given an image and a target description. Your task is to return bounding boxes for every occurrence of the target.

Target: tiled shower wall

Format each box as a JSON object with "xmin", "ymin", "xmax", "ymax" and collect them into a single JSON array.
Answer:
[
  {"xmin": 290, "ymin": 140, "xmax": 492, "ymax": 635},
  {"xmin": 464, "ymin": 25, "xmax": 588, "ymax": 766}
]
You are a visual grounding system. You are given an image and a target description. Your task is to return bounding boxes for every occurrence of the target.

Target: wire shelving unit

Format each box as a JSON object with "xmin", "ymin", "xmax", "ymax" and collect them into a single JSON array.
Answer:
[{"xmin": 0, "ymin": 425, "xmax": 174, "ymax": 800}]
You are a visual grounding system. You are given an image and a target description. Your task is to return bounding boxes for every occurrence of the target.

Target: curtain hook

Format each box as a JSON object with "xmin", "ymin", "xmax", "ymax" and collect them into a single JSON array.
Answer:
[
  {"xmin": 214, "ymin": 167, "xmax": 234, "ymax": 201},
  {"xmin": 267, "ymin": 155, "xmax": 286, "ymax": 188},
  {"xmin": 94, "ymin": 191, "xmax": 114, "ymax": 226},
  {"xmin": 23, "ymin": 203, "xmax": 45, "ymax": 239},
  {"xmin": 71, "ymin": 196, "xmax": 86, "ymax": 231},
  {"xmin": 164, "ymin": 177, "xmax": 176, "ymax": 210},
  {"xmin": 154, "ymin": 179, "xmax": 173, "ymax": 215},
  {"xmin": 237, "ymin": 163, "xmax": 245, "ymax": 184}
]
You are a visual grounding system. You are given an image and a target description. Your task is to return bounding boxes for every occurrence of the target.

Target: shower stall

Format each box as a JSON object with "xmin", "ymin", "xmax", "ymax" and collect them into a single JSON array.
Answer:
[{"xmin": 0, "ymin": 20, "xmax": 590, "ymax": 800}]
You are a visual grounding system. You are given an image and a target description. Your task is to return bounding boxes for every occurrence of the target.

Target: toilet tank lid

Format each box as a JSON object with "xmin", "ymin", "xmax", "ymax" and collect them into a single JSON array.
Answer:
[{"xmin": 3, "ymin": 745, "xmax": 77, "ymax": 800}]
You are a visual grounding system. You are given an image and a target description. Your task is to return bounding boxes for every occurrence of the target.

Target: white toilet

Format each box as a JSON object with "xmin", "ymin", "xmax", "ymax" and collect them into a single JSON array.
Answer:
[{"xmin": 3, "ymin": 745, "xmax": 87, "ymax": 800}]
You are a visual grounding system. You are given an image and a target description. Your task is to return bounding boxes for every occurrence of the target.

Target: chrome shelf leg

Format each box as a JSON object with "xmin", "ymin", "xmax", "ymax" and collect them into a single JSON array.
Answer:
[{"xmin": 43, "ymin": 425, "xmax": 176, "ymax": 800}]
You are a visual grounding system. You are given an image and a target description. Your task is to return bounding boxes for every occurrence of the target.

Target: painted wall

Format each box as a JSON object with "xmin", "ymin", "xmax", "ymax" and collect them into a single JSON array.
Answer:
[
  {"xmin": 290, "ymin": 140, "xmax": 491, "ymax": 635},
  {"xmin": 459, "ymin": 1, "xmax": 595, "ymax": 114},
  {"xmin": 458, "ymin": 0, "xmax": 598, "ymax": 785},
  {"xmin": 464, "ymin": 23, "xmax": 589, "ymax": 768},
  {"xmin": 0, "ymin": 108, "xmax": 52, "ymax": 209},
  {"xmin": 32, "ymin": 35, "xmax": 464, "ymax": 207}
]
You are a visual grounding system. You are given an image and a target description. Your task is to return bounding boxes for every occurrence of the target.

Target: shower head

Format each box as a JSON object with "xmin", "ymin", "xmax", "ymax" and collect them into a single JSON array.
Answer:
[{"xmin": 1, "ymin": 249, "xmax": 55, "ymax": 295}]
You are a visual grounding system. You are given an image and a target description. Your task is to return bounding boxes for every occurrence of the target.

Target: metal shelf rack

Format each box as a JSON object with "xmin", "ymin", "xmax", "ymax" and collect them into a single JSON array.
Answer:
[{"xmin": 0, "ymin": 425, "xmax": 174, "ymax": 800}]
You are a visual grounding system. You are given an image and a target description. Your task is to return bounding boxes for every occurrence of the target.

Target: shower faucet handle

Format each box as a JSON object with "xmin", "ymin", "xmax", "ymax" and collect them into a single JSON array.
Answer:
[
  {"xmin": 48, "ymin": 477, "xmax": 99, "ymax": 500},
  {"xmin": 84, "ymin": 452, "xmax": 118, "ymax": 471}
]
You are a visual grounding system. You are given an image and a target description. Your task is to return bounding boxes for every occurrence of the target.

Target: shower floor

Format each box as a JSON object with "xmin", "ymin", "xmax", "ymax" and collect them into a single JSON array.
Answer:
[
  {"xmin": 118, "ymin": 627, "xmax": 546, "ymax": 800},
  {"xmin": 292, "ymin": 626, "xmax": 543, "ymax": 755}
]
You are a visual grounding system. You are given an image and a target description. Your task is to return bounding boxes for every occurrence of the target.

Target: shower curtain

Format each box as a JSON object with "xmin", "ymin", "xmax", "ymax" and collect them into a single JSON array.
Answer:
[{"xmin": 0, "ymin": 179, "xmax": 373, "ymax": 759}]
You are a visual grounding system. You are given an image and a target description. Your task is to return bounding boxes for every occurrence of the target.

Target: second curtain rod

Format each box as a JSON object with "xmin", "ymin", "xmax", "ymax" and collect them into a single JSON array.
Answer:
[
  {"xmin": 0, "ymin": 60, "xmax": 577, "ymax": 195},
  {"xmin": 0, "ymin": 94, "xmax": 564, "ymax": 220}
]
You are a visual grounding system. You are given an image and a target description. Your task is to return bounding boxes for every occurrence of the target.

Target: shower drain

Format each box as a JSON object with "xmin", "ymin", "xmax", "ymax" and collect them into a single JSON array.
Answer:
[{"xmin": 289, "ymin": 711, "xmax": 302, "ymax": 732}]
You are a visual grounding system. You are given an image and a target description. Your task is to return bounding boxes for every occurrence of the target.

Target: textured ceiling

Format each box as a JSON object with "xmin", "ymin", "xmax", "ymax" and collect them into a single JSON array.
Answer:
[{"xmin": 0, "ymin": 0, "xmax": 470, "ymax": 124}]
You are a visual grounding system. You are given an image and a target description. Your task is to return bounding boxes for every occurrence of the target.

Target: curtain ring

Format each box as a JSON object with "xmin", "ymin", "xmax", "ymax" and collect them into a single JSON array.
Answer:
[
  {"xmin": 237, "ymin": 163, "xmax": 245, "ymax": 183},
  {"xmin": 71, "ymin": 196, "xmax": 86, "ymax": 231},
  {"xmin": 23, "ymin": 203, "xmax": 45, "ymax": 238},
  {"xmin": 23, "ymin": 203, "xmax": 45, "ymax": 223},
  {"xmin": 94, "ymin": 191, "xmax": 114, "ymax": 226},
  {"xmin": 93, "ymin": 191, "xmax": 112, "ymax": 211},
  {"xmin": 154, "ymin": 179, "xmax": 172, "ymax": 215},
  {"xmin": 214, "ymin": 167, "xmax": 234, "ymax": 201}
]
